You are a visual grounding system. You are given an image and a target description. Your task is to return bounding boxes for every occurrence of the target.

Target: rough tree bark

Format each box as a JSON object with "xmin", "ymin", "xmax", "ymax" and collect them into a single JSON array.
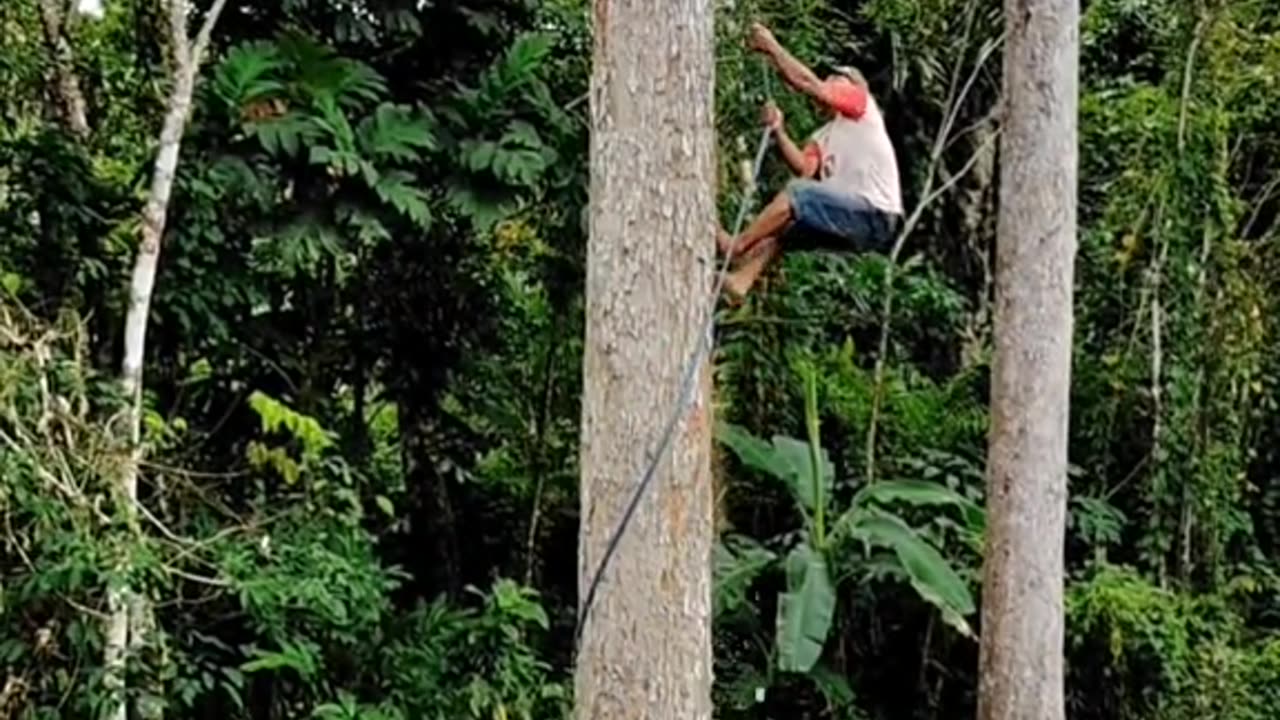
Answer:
[
  {"xmin": 976, "ymin": 0, "xmax": 1078, "ymax": 718},
  {"xmin": 106, "ymin": 2, "xmax": 229, "ymax": 719},
  {"xmin": 575, "ymin": 0, "xmax": 716, "ymax": 716}
]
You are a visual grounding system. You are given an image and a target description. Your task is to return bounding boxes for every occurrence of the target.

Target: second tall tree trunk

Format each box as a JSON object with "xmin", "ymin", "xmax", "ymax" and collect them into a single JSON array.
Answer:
[{"xmin": 977, "ymin": 0, "xmax": 1079, "ymax": 719}]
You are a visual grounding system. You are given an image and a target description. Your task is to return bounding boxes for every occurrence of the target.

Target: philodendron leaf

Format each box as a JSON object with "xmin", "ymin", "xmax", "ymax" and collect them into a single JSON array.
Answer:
[
  {"xmin": 716, "ymin": 422, "xmax": 833, "ymax": 515},
  {"xmin": 846, "ymin": 509, "xmax": 976, "ymax": 638},
  {"xmin": 775, "ymin": 543, "xmax": 835, "ymax": 673}
]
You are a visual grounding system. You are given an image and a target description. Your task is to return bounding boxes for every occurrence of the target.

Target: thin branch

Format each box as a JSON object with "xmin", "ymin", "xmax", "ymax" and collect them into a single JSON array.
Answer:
[
  {"xmin": 1177, "ymin": 18, "xmax": 1208, "ymax": 152},
  {"xmin": 1241, "ymin": 174, "xmax": 1280, "ymax": 239},
  {"xmin": 139, "ymin": 459, "xmax": 250, "ymax": 479},
  {"xmin": 524, "ymin": 338, "xmax": 561, "ymax": 585},
  {"xmin": 1104, "ymin": 453, "xmax": 1151, "ymax": 502},
  {"xmin": 935, "ymin": 32, "xmax": 1005, "ymax": 160},
  {"xmin": 65, "ymin": 596, "xmax": 111, "ymax": 621},
  {"xmin": 919, "ymin": 126, "xmax": 1001, "ymax": 210},
  {"xmin": 1148, "ymin": 201, "xmax": 1169, "ymax": 585},
  {"xmin": 5, "ymin": 512, "xmax": 37, "ymax": 573},
  {"xmin": 191, "ymin": 0, "xmax": 230, "ymax": 68},
  {"xmin": 944, "ymin": 107, "xmax": 1002, "ymax": 153},
  {"xmin": 861, "ymin": 26, "xmax": 1005, "ymax": 482},
  {"xmin": 134, "ymin": 497, "xmax": 191, "ymax": 546},
  {"xmin": 163, "ymin": 564, "xmax": 232, "ymax": 588},
  {"xmin": 167, "ymin": 511, "xmax": 289, "ymax": 566}
]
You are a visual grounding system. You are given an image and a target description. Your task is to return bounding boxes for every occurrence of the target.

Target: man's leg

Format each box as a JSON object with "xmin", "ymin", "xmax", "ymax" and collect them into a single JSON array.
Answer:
[
  {"xmin": 724, "ymin": 235, "xmax": 782, "ymax": 299},
  {"xmin": 718, "ymin": 189, "xmax": 793, "ymax": 259}
]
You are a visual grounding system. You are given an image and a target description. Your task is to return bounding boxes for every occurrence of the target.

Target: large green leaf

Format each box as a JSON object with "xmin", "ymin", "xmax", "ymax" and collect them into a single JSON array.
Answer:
[
  {"xmin": 213, "ymin": 41, "xmax": 285, "ymax": 108},
  {"xmin": 853, "ymin": 479, "xmax": 985, "ymax": 532},
  {"xmin": 373, "ymin": 171, "xmax": 432, "ymax": 228},
  {"xmin": 491, "ymin": 146, "xmax": 548, "ymax": 187},
  {"xmin": 358, "ymin": 103, "xmax": 436, "ymax": 162},
  {"xmin": 716, "ymin": 422, "xmax": 833, "ymax": 515},
  {"xmin": 845, "ymin": 509, "xmax": 975, "ymax": 637},
  {"xmin": 775, "ymin": 543, "xmax": 835, "ymax": 673},
  {"xmin": 714, "ymin": 535, "xmax": 777, "ymax": 617},
  {"xmin": 251, "ymin": 112, "xmax": 318, "ymax": 157},
  {"xmin": 443, "ymin": 179, "xmax": 521, "ymax": 231}
]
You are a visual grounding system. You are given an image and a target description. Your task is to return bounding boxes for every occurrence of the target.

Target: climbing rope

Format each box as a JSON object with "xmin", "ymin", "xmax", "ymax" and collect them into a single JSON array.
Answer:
[{"xmin": 573, "ymin": 114, "xmax": 775, "ymax": 649}]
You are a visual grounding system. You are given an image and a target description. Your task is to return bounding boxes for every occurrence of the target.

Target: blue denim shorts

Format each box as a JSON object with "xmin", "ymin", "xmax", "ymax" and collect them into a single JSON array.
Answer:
[{"xmin": 782, "ymin": 179, "xmax": 898, "ymax": 254}]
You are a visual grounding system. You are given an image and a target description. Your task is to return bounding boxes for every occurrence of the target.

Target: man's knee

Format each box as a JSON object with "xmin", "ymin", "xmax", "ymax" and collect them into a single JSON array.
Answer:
[{"xmin": 769, "ymin": 189, "xmax": 793, "ymax": 212}]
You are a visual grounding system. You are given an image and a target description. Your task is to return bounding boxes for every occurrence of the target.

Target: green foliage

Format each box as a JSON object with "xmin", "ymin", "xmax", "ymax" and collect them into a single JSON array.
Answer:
[
  {"xmin": 1067, "ymin": 565, "xmax": 1280, "ymax": 720},
  {"xmin": 718, "ymin": 423, "xmax": 834, "ymax": 516},
  {"xmin": 5, "ymin": 0, "xmax": 1280, "ymax": 718},
  {"xmin": 838, "ymin": 509, "xmax": 974, "ymax": 636},
  {"xmin": 776, "ymin": 543, "xmax": 837, "ymax": 673},
  {"xmin": 715, "ymin": 364, "xmax": 979, "ymax": 678},
  {"xmin": 440, "ymin": 32, "xmax": 574, "ymax": 230},
  {"xmin": 208, "ymin": 32, "xmax": 438, "ymax": 280},
  {"xmin": 378, "ymin": 580, "xmax": 569, "ymax": 720}
]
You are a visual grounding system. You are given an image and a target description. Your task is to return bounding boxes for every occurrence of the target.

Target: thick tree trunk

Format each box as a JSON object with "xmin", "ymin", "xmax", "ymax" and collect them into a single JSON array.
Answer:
[
  {"xmin": 976, "ymin": 0, "xmax": 1078, "ymax": 719},
  {"xmin": 107, "ymin": 3, "xmax": 228, "ymax": 719},
  {"xmin": 575, "ymin": 0, "xmax": 716, "ymax": 716}
]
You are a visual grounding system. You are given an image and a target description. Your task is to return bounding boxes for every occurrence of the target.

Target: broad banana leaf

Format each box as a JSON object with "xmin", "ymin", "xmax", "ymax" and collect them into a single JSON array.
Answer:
[
  {"xmin": 846, "ymin": 509, "xmax": 976, "ymax": 638},
  {"xmin": 852, "ymin": 479, "xmax": 985, "ymax": 532},
  {"xmin": 775, "ymin": 543, "xmax": 836, "ymax": 673},
  {"xmin": 717, "ymin": 422, "xmax": 833, "ymax": 515}
]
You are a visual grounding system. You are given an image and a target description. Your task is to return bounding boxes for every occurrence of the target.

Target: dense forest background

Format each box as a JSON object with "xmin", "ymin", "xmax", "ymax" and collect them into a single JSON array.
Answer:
[{"xmin": 2, "ymin": 0, "xmax": 1280, "ymax": 718}]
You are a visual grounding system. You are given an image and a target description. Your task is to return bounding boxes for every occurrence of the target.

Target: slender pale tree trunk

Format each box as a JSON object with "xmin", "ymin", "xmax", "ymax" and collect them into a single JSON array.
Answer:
[
  {"xmin": 976, "ymin": 0, "xmax": 1078, "ymax": 718},
  {"xmin": 105, "ymin": 2, "xmax": 228, "ymax": 719},
  {"xmin": 37, "ymin": 0, "xmax": 91, "ymax": 138},
  {"xmin": 575, "ymin": 0, "xmax": 716, "ymax": 716}
]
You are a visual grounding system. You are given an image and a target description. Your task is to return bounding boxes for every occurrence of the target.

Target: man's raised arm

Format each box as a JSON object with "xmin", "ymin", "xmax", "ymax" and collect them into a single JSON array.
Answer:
[
  {"xmin": 749, "ymin": 23, "xmax": 824, "ymax": 97},
  {"xmin": 749, "ymin": 22, "xmax": 866, "ymax": 120}
]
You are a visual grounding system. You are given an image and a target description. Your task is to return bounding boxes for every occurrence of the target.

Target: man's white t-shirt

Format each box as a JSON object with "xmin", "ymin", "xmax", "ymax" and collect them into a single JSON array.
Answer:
[{"xmin": 804, "ymin": 80, "xmax": 903, "ymax": 216}]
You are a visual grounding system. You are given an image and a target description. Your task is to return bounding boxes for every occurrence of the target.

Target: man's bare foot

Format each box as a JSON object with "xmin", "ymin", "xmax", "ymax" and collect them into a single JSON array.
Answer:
[
  {"xmin": 722, "ymin": 273, "xmax": 750, "ymax": 301},
  {"xmin": 716, "ymin": 227, "xmax": 736, "ymax": 256}
]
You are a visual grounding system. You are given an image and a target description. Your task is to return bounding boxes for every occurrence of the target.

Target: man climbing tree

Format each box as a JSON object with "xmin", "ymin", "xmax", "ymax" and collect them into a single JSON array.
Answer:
[
  {"xmin": 718, "ymin": 22, "xmax": 903, "ymax": 300},
  {"xmin": 575, "ymin": 0, "xmax": 715, "ymax": 717},
  {"xmin": 977, "ymin": 0, "xmax": 1078, "ymax": 718}
]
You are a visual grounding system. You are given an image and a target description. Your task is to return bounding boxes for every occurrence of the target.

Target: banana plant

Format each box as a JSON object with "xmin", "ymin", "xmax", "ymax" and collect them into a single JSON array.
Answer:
[{"xmin": 715, "ymin": 365, "xmax": 983, "ymax": 675}]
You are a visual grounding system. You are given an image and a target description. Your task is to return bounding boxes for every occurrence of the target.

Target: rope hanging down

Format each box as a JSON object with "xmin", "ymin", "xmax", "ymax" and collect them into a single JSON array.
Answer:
[{"xmin": 574, "ymin": 121, "xmax": 774, "ymax": 648}]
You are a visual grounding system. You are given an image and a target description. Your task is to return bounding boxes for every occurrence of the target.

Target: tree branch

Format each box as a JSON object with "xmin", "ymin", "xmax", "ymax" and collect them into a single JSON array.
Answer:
[
  {"xmin": 167, "ymin": 0, "xmax": 191, "ymax": 70},
  {"xmin": 920, "ymin": 124, "xmax": 1002, "ymax": 211},
  {"xmin": 1177, "ymin": 18, "xmax": 1208, "ymax": 153},
  {"xmin": 163, "ymin": 564, "xmax": 232, "ymax": 588},
  {"xmin": 1242, "ymin": 173, "xmax": 1280, "ymax": 239},
  {"xmin": 191, "ymin": 0, "xmax": 230, "ymax": 68},
  {"xmin": 862, "ymin": 25, "xmax": 1005, "ymax": 482}
]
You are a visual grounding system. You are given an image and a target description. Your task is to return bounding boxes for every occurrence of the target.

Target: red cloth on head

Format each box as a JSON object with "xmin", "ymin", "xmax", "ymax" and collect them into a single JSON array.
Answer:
[{"xmin": 820, "ymin": 76, "xmax": 868, "ymax": 120}]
